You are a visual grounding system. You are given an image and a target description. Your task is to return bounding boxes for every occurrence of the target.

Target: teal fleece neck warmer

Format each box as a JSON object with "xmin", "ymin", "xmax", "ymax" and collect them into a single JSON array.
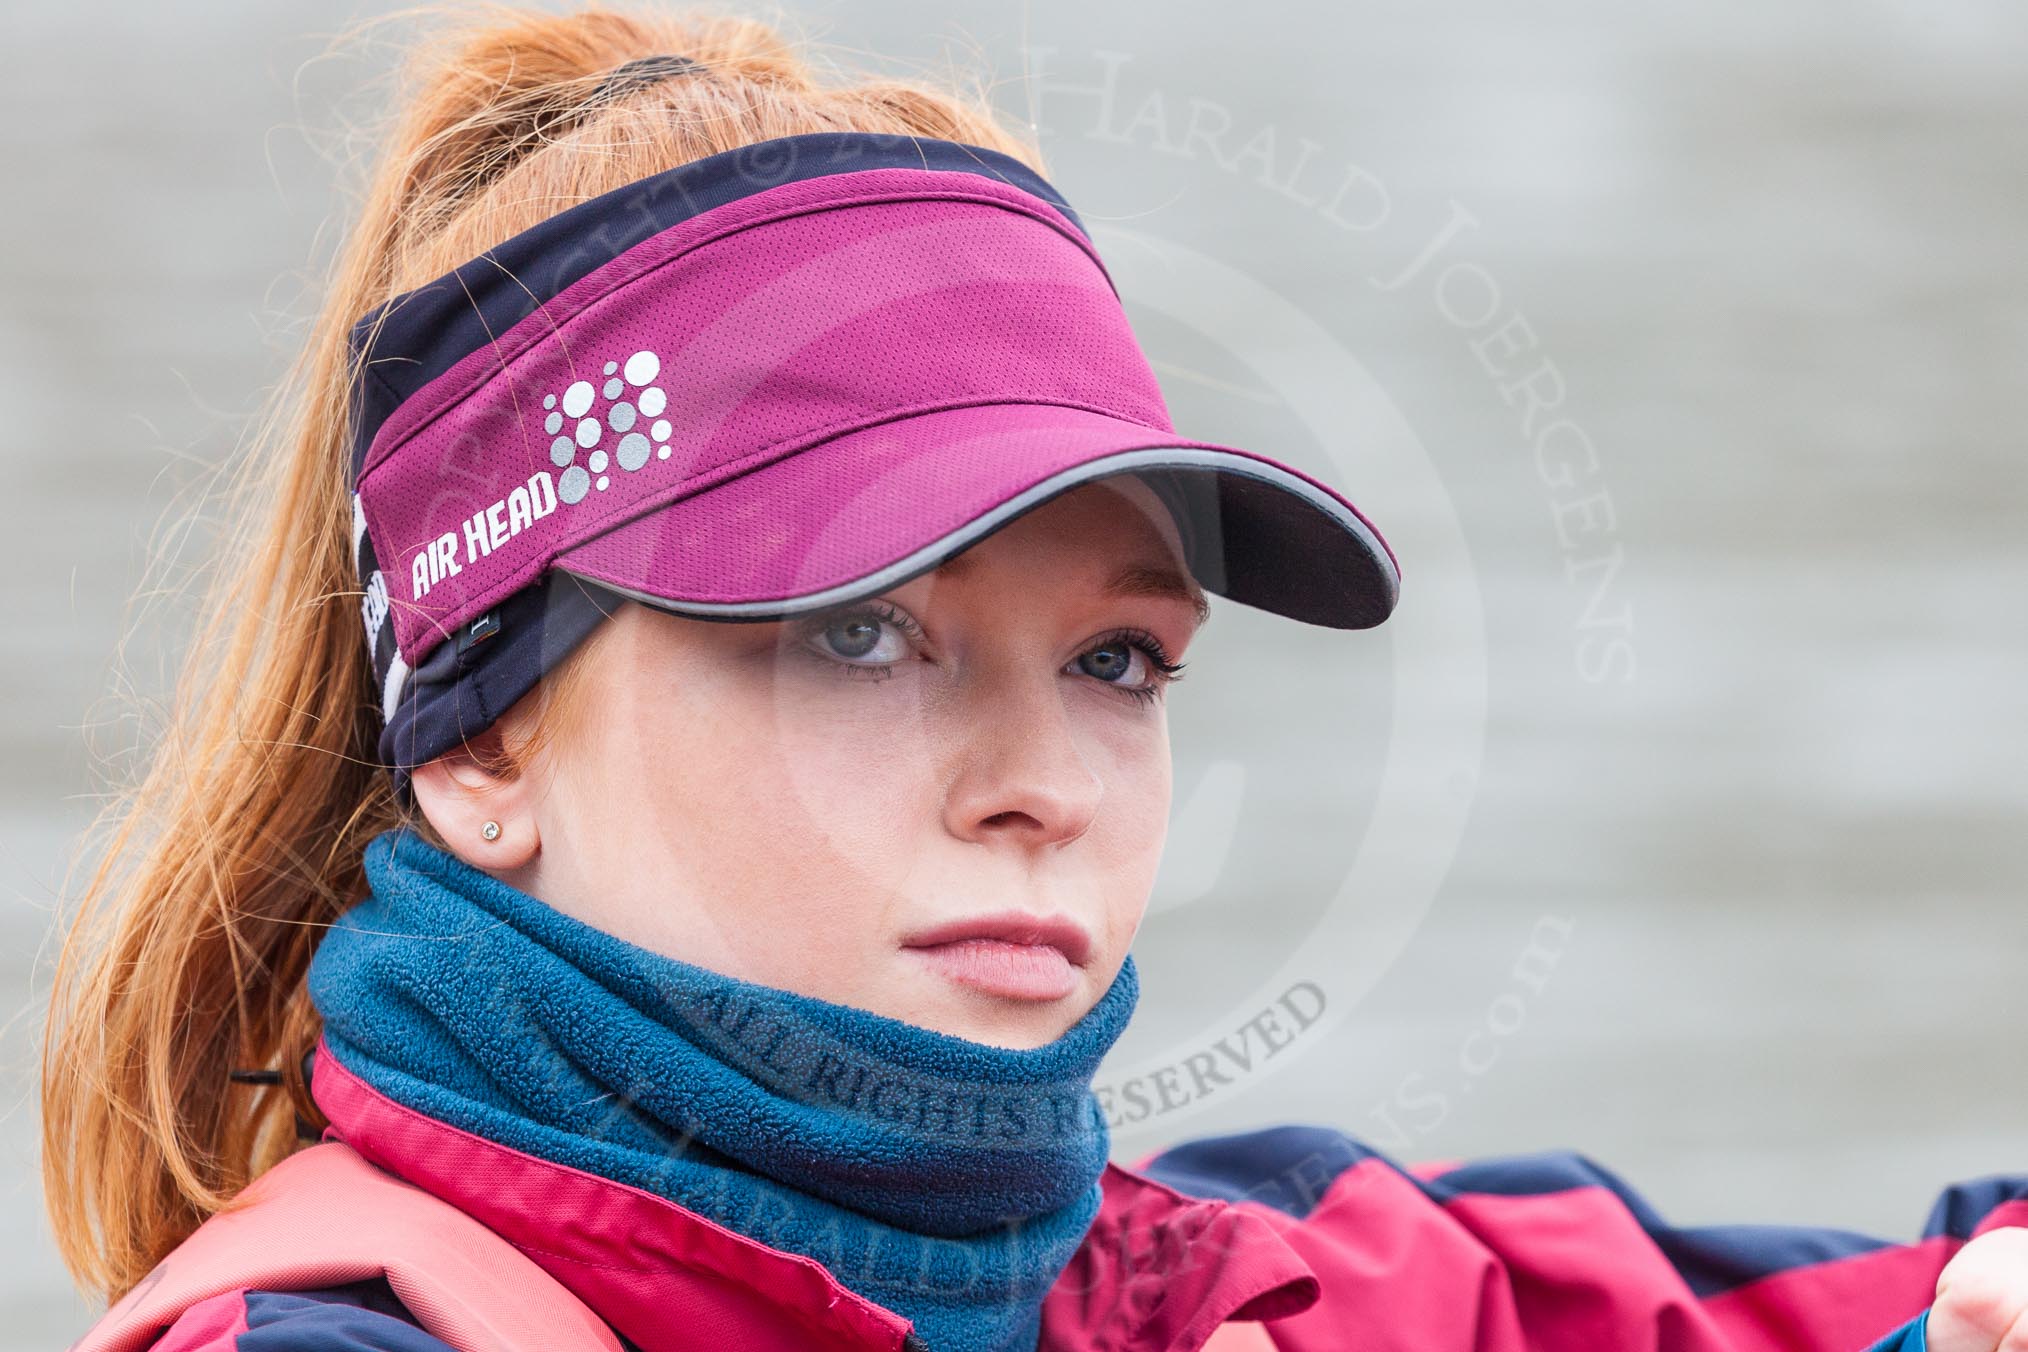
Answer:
[{"xmin": 307, "ymin": 827, "xmax": 1138, "ymax": 1352}]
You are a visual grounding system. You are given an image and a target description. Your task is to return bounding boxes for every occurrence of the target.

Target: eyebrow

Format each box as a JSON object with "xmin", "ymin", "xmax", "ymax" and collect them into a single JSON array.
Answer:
[{"xmin": 1104, "ymin": 563, "xmax": 1212, "ymax": 627}]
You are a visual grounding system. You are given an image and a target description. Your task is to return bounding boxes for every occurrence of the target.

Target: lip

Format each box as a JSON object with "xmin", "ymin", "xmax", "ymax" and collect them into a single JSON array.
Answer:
[
  {"xmin": 901, "ymin": 912, "xmax": 1093, "ymax": 1002},
  {"xmin": 903, "ymin": 912, "xmax": 1094, "ymax": 965}
]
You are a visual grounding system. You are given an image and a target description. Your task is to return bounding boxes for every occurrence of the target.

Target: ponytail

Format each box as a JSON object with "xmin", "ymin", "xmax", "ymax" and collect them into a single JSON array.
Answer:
[{"xmin": 41, "ymin": 1, "xmax": 1045, "ymax": 1304}]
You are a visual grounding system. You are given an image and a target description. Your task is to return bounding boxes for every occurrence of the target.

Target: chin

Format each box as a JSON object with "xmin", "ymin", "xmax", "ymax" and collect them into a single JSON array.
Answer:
[{"xmin": 916, "ymin": 987, "xmax": 1089, "ymax": 1051}]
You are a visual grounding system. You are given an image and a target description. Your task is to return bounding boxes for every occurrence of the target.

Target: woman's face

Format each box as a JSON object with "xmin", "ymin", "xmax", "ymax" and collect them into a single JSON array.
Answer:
[{"xmin": 417, "ymin": 475, "xmax": 1209, "ymax": 1049}]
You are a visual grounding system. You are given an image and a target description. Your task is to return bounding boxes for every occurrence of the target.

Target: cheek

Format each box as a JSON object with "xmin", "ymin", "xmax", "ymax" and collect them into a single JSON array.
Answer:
[
  {"xmin": 635, "ymin": 670, "xmax": 938, "ymax": 906},
  {"xmin": 526, "ymin": 637, "xmax": 941, "ymax": 1004},
  {"xmin": 1078, "ymin": 703, "xmax": 1173, "ymax": 935},
  {"xmin": 1090, "ymin": 698, "xmax": 1173, "ymax": 822},
  {"xmin": 761, "ymin": 687, "xmax": 940, "ymax": 881}
]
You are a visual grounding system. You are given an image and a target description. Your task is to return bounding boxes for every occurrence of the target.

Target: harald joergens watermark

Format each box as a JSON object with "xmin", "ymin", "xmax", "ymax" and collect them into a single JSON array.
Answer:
[{"xmin": 1026, "ymin": 47, "xmax": 1635, "ymax": 683}]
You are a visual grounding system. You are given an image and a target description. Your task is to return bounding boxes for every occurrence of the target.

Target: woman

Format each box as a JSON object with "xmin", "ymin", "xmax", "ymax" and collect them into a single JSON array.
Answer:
[{"xmin": 41, "ymin": 7, "xmax": 2028, "ymax": 1351}]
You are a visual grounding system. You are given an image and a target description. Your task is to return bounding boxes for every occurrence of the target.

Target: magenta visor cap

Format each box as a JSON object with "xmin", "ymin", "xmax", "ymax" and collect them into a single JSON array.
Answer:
[{"xmin": 348, "ymin": 132, "xmax": 1400, "ymax": 788}]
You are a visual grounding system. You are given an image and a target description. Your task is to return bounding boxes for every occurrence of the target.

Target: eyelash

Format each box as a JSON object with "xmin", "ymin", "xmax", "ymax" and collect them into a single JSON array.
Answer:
[{"xmin": 794, "ymin": 599, "xmax": 1187, "ymax": 705}]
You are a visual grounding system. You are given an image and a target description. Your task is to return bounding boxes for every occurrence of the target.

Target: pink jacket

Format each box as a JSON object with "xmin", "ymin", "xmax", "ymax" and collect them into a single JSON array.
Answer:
[{"xmin": 72, "ymin": 1033, "xmax": 2028, "ymax": 1351}]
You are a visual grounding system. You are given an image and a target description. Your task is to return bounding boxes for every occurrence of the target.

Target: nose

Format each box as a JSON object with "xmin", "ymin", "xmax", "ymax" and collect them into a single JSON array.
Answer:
[{"xmin": 940, "ymin": 665, "xmax": 1104, "ymax": 852}]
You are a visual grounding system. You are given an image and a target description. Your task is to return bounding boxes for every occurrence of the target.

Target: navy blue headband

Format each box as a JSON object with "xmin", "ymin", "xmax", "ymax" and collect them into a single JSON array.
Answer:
[{"xmin": 348, "ymin": 131, "xmax": 1081, "ymax": 803}]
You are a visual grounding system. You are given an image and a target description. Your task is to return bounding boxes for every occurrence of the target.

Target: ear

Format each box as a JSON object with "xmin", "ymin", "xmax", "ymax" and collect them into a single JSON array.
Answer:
[{"xmin": 409, "ymin": 724, "xmax": 541, "ymax": 869}]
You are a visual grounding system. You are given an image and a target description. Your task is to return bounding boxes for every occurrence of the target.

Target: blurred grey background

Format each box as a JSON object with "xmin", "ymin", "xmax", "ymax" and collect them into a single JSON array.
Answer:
[{"xmin": 4, "ymin": 0, "xmax": 2024, "ymax": 1341}]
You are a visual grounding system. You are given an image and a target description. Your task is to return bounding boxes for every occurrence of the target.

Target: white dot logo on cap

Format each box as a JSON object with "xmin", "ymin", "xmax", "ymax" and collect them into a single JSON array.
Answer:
[
  {"xmin": 624, "ymin": 350, "xmax": 660, "ymax": 386},
  {"xmin": 543, "ymin": 350, "xmax": 670, "ymax": 504}
]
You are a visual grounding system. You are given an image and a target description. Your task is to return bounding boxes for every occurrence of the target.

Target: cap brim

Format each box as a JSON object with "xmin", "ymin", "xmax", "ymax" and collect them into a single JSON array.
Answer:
[{"xmin": 551, "ymin": 403, "xmax": 1399, "ymax": 629}]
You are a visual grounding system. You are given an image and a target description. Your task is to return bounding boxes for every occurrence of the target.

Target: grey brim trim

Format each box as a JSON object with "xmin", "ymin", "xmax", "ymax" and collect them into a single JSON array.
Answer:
[{"xmin": 554, "ymin": 446, "xmax": 1398, "ymax": 627}]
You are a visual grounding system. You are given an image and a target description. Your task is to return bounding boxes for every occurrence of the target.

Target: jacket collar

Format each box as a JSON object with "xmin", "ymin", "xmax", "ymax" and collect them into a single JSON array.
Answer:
[{"xmin": 311, "ymin": 1037, "xmax": 1317, "ymax": 1352}]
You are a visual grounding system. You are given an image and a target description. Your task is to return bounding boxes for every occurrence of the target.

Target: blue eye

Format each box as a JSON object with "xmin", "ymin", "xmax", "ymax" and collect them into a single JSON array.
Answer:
[
  {"xmin": 1069, "ymin": 629, "xmax": 1186, "ymax": 706},
  {"xmin": 799, "ymin": 600, "xmax": 922, "ymax": 677},
  {"xmin": 1077, "ymin": 642, "xmax": 1138, "ymax": 683},
  {"xmin": 817, "ymin": 614, "xmax": 897, "ymax": 661}
]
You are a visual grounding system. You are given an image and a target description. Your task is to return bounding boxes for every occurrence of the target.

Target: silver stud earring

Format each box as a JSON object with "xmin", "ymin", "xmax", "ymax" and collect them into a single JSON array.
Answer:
[{"xmin": 480, "ymin": 820, "xmax": 501, "ymax": 842}]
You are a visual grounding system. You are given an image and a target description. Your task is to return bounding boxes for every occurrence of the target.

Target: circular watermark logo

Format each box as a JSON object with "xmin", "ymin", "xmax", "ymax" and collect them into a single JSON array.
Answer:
[{"xmin": 492, "ymin": 102, "xmax": 1501, "ymax": 1151}]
